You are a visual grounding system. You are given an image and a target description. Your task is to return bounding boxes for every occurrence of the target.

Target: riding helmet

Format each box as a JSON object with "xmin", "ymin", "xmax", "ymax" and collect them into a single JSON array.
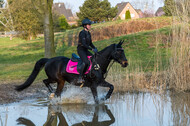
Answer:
[{"xmin": 82, "ymin": 18, "xmax": 92, "ymax": 26}]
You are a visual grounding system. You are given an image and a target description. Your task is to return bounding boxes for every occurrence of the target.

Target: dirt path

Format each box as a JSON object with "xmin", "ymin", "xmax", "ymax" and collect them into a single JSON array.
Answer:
[{"xmin": 0, "ymin": 83, "xmax": 48, "ymax": 105}]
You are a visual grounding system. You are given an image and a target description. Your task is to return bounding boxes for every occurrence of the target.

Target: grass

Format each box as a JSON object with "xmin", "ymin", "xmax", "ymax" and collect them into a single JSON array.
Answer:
[
  {"xmin": 57, "ymin": 16, "xmax": 173, "ymax": 47},
  {"xmin": 0, "ymin": 26, "xmax": 172, "ymax": 83},
  {"xmin": 0, "ymin": 37, "xmax": 46, "ymax": 83}
]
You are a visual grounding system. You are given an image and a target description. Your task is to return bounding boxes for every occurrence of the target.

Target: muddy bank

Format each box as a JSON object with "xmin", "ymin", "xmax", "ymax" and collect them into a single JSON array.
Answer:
[{"xmin": 0, "ymin": 83, "xmax": 48, "ymax": 105}]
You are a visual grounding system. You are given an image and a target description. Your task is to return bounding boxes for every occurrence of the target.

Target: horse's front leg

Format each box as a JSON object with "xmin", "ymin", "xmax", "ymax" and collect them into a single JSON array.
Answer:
[
  {"xmin": 90, "ymin": 86, "xmax": 99, "ymax": 104},
  {"xmin": 99, "ymin": 81, "xmax": 114, "ymax": 101}
]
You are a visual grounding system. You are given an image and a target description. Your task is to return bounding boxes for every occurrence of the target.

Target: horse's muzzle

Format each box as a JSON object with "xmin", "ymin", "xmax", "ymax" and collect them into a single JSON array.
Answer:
[{"xmin": 121, "ymin": 61, "xmax": 128, "ymax": 67}]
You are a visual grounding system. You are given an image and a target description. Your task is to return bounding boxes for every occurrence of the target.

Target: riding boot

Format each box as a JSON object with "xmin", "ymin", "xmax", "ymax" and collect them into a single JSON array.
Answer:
[
  {"xmin": 77, "ymin": 75, "xmax": 84, "ymax": 84},
  {"xmin": 77, "ymin": 63, "xmax": 85, "ymax": 84}
]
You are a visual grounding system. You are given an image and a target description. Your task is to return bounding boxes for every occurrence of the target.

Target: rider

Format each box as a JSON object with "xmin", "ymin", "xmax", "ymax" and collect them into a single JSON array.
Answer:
[{"xmin": 77, "ymin": 18, "xmax": 98, "ymax": 83}]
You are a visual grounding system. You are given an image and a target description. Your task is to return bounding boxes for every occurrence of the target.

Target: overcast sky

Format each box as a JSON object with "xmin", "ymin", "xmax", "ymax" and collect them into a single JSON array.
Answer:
[{"xmin": 54, "ymin": 0, "xmax": 164, "ymax": 13}]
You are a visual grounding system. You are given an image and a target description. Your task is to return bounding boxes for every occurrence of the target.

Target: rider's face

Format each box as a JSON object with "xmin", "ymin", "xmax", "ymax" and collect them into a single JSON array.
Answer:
[{"xmin": 86, "ymin": 24, "xmax": 91, "ymax": 30}]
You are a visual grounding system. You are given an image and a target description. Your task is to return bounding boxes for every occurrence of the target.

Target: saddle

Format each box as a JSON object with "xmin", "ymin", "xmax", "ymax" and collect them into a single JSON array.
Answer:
[
  {"xmin": 66, "ymin": 53, "xmax": 92, "ymax": 74},
  {"xmin": 71, "ymin": 53, "xmax": 82, "ymax": 63}
]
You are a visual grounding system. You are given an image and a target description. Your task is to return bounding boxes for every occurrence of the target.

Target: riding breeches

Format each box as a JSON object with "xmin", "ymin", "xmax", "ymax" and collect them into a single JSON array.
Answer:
[{"xmin": 77, "ymin": 46, "xmax": 93, "ymax": 72}]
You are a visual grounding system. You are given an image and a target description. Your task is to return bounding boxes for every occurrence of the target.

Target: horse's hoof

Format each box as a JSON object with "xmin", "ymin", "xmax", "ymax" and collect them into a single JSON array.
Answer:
[
  {"xmin": 49, "ymin": 93, "xmax": 55, "ymax": 99},
  {"xmin": 95, "ymin": 99, "xmax": 99, "ymax": 104},
  {"xmin": 50, "ymin": 111, "xmax": 56, "ymax": 116},
  {"xmin": 95, "ymin": 101, "xmax": 99, "ymax": 104},
  {"xmin": 100, "ymin": 97, "xmax": 106, "ymax": 101}
]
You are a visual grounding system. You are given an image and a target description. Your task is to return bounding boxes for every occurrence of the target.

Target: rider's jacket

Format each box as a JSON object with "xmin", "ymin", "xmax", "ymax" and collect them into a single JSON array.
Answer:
[{"xmin": 78, "ymin": 29, "xmax": 95, "ymax": 51}]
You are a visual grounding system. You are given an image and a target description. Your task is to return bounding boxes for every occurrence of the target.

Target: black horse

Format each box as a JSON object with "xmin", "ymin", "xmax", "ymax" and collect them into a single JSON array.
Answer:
[{"xmin": 15, "ymin": 40, "xmax": 128, "ymax": 103}]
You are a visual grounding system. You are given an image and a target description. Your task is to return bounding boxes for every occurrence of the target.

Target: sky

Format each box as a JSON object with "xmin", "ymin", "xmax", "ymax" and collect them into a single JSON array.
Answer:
[{"xmin": 54, "ymin": 0, "xmax": 164, "ymax": 13}]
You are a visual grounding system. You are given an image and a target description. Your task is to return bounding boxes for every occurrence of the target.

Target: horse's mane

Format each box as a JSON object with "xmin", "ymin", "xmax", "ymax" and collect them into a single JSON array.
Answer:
[{"xmin": 99, "ymin": 44, "xmax": 115, "ymax": 54}]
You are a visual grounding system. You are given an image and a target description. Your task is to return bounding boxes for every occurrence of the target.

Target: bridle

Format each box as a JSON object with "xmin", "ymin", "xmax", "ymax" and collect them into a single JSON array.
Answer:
[
  {"xmin": 110, "ymin": 44, "xmax": 124, "ymax": 63},
  {"xmin": 92, "ymin": 44, "xmax": 124, "ymax": 79}
]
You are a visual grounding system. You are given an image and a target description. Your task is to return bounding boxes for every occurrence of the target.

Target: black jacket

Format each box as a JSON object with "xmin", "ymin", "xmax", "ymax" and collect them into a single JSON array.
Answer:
[{"xmin": 78, "ymin": 29, "xmax": 95, "ymax": 51}]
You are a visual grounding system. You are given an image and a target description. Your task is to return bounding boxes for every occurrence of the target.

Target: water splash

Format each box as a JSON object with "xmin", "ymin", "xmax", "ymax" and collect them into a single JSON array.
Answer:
[
  {"xmin": 49, "ymin": 86, "xmax": 109, "ymax": 105},
  {"xmin": 49, "ymin": 86, "xmax": 92, "ymax": 105}
]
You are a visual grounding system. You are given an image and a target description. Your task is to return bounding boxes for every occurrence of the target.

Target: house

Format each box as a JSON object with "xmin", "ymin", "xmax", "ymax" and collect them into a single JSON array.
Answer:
[
  {"xmin": 115, "ymin": 2, "xmax": 141, "ymax": 20},
  {"xmin": 135, "ymin": 9, "xmax": 144, "ymax": 18},
  {"xmin": 53, "ymin": 3, "xmax": 75, "ymax": 24},
  {"xmin": 155, "ymin": 7, "xmax": 165, "ymax": 16}
]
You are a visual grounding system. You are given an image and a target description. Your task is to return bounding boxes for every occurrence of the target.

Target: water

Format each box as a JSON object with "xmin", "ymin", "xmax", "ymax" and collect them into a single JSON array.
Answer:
[{"xmin": 0, "ymin": 88, "xmax": 190, "ymax": 126}]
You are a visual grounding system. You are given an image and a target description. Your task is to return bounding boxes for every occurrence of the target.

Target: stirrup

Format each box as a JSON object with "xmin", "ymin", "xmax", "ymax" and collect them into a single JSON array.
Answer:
[
  {"xmin": 77, "ymin": 77, "xmax": 84, "ymax": 84},
  {"xmin": 80, "ymin": 83, "xmax": 84, "ymax": 88}
]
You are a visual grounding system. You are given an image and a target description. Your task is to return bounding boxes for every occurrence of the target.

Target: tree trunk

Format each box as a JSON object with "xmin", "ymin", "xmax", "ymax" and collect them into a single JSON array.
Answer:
[
  {"xmin": 31, "ymin": 0, "xmax": 55, "ymax": 58},
  {"xmin": 43, "ymin": 0, "xmax": 55, "ymax": 58}
]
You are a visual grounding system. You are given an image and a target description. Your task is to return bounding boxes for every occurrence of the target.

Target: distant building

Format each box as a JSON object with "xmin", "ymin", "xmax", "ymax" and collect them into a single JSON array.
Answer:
[
  {"xmin": 115, "ymin": 2, "xmax": 141, "ymax": 20},
  {"xmin": 155, "ymin": 7, "xmax": 165, "ymax": 16},
  {"xmin": 53, "ymin": 3, "xmax": 77, "ymax": 25},
  {"xmin": 53, "ymin": 3, "xmax": 73, "ymax": 20},
  {"xmin": 135, "ymin": 9, "xmax": 144, "ymax": 18}
]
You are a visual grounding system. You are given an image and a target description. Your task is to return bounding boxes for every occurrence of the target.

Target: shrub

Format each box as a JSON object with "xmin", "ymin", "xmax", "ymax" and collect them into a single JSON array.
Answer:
[
  {"xmin": 125, "ymin": 10, "xmax": 131, "ymax": 20},
  {"xmin": 59, "ymin": 15, "xmax": 69, "ymax": 31}
]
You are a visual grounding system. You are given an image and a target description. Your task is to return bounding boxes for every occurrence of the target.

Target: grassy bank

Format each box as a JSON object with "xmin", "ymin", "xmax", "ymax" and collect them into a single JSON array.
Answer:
[
  {"xmin": 0, "ymin": 26, "xmax": 171, "ymax": 84},
  {"xmin": 0, "ymin": 37, "xmax": 45, "ymax": 83},
  {"xmin": 56, "ymin": 16, "xmax": 172, "ymax": 47},
  {"xmin": 57, "ymin": 26, "xmax": 172, "ymax": 71},
  {"xmin": 1, "ymin": 15, "xmax": 189, "ymax": 93}
]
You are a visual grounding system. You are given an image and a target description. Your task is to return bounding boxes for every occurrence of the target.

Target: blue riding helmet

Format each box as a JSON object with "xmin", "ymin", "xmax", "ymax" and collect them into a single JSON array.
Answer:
[{"xmin": 82, "ymin": 18, "xmax": 92, "ymax": 26}]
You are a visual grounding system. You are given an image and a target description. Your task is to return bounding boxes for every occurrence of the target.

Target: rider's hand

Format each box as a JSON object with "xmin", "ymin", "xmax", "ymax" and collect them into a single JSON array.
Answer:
[{"xmin": 92, "ymin": 48, "xmax": 98, "ymax": 53}]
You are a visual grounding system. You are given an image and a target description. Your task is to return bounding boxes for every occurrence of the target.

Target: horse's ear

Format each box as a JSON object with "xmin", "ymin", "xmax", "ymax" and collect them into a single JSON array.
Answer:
[
  {"xmin": 121, "ymin": 40, "xmax": 124, "ymax": 45},
  {"xmin": 118, "ymin": 40, "xmax": 124, "ymax": 46}
]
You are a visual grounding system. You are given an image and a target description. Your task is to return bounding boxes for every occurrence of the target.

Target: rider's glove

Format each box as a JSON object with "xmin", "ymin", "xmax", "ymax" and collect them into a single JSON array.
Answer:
[{"xmin": 92, "ymin": 48, "xmax": 98, "ymax": 53}]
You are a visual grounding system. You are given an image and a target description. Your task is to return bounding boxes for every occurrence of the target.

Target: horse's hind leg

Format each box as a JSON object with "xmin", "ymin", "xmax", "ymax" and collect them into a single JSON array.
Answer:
[
  {"xmin": 55, "ymin": 79, "xmax": 65, "ymax": 97},
  {"xmin": 43, "ymin": 79, "xmax": 54, "ymax": 93}
]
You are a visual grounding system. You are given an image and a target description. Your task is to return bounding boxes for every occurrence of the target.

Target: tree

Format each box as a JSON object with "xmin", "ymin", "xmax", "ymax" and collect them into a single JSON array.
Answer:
[
  {"xmin": 163, "ymin": 0, "xmax": 175, "ymax": 16},
  {"xmin": 100, "ymin": 0, "xmax": 118, "ymax": 21},
  {"xmin": 7, "ymin": 0, "xmax": 42, "ymax": 40},
  {"xmin": 77, "ymin": 0, "xmax": 117, "ymax": 24},
  {"xmin": 31, "ymin": 0, "xmax": 55, "ymax": 58},
  {"xmin": 52, "ymin": 12, "xmax": 61, "ymax": 32},
  {"xmin": 59, "ymin": 15, "xmax": 69, "ymax": 31},
  {"xmin": 125, "ymin": 10, "xmax": 131, "ymax": 20},
  {"xmin": 77, "ymin": 0, "xmax": 101, "ymax": 24},
  {"xmin": 0, "ymin": 0, "xmax": 4, "ymax": 8},
  {"xmin": 0, "ymin": 0, "xmax": 5, "ymax": 31},
  {"xmin": 0, "ymin": 1, "xmax": 14, "ymax": 40}
]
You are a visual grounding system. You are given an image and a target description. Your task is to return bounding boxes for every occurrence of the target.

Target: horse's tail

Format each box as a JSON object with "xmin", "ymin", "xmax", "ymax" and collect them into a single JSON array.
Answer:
[{"xmin": 15, "ymin": 58, "xmax": 49, "ymax": 91}]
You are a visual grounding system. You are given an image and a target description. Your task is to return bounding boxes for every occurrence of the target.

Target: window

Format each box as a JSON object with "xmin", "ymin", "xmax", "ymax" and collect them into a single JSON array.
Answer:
[
  {"xmin": 127, "ymin": 6, "xmax": 130, "ymax": 9},
  {"xmin": 131, "ymin": 14, "xmax": 135, "ymax": 18},
  {"xmin": 122, "ymin": 14, "xmax": 125, "ymax": 18}
]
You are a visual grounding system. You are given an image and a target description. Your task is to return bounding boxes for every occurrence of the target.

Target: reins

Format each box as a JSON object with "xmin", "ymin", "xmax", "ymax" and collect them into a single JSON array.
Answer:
[
  {"xmin": 103, "ymin": 60, "xmax": 115, "ymax": 79},
  {"xmin": 95, "ymin": 51, "xmax": 116, "ymax": 79}
]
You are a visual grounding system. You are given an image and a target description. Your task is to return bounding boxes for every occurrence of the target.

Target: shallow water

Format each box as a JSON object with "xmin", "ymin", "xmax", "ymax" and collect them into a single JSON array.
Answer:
[{"xmin": 0, "ymin": 88, "xmax": 190, "ymax": 126}]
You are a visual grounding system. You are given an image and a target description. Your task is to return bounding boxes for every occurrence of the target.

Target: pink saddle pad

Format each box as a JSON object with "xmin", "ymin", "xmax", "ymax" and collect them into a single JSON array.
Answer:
[{"xmin": 66, "ymin": 56, "xmax": 92, "ymax": 74}]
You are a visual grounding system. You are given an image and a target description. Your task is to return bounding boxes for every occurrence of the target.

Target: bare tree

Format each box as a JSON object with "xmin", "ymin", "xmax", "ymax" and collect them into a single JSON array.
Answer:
[{"xmin": 0, "ymin": 2, "xmax": 14, "ymax": 40}]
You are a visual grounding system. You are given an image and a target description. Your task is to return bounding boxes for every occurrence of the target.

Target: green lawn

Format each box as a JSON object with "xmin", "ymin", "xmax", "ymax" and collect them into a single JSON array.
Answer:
[
  {"xmin": 0, "ymin": 26, "xmax": 172, "ymax": 83},
  {"xmin": 0, "ymin": 37, "xmax": 45, "ymax": 83}
]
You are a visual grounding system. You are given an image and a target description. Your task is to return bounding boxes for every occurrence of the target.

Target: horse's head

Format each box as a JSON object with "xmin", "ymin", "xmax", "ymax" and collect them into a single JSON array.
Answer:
[{"xmin": 111, "ymin": 40, "xmax": 128, "ymax": 67}]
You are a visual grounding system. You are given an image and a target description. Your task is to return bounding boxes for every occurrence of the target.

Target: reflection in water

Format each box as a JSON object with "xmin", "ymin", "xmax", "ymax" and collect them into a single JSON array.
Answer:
[
  {"xmin": 169, "ymin": 91, "xmax": 190, "ymax": 126},
  {"xmin": 16, "ymin": 104, "xmax": 115, "ymax": 126},
  {"xmin": 1, "ymin": 92, "xmax": 190, "ymax": 126},
  {"xmin": 72, "ymin": 105, "xmax": 115, "ymax": 126},
  {"xmin": 17, "ymin": 117, "xmax": 35, "ymax": 126}
]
